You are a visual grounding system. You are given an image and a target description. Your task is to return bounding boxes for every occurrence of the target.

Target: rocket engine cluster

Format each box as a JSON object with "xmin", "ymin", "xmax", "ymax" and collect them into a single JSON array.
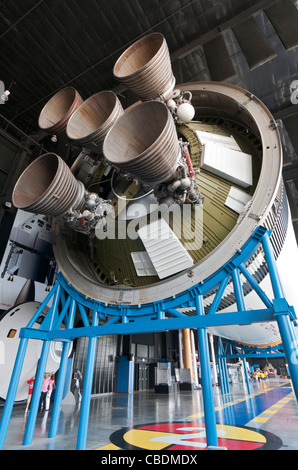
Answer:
[
  {"xmin": 13, "ymin": 33, "xmax": 203, "ymax": 238},
  {"xmin": 10, "ymin": 32, "xmax": 298, "ymax": 350}
]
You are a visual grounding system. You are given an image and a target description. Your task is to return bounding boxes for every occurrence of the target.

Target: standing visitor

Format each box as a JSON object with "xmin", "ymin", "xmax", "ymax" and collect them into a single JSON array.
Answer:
[{"xmin": 25, "ymin": 376, "xmax": 35, "ymax": 413}]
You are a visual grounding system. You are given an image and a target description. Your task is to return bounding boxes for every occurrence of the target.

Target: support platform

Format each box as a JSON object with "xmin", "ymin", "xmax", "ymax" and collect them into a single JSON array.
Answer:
[{"xmin": 0, "ymin": 226, "xmax": 298, "ymax": 450}]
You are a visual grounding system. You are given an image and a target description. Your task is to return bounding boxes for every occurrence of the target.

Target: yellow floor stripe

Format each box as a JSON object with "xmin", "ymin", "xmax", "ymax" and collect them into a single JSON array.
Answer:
[
  {"xmin": 250, "ymin": 417, "xmax": 269, "ymax": 423},
  {"xmin": 247, "ymin": 391, "xmax": 293, "ymax": 426}
]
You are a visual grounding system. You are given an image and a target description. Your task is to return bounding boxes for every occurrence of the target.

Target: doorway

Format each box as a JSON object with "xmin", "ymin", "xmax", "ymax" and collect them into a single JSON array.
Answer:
[{"xmin": 135, "ymin": 363, "xmax": 149, "ymax": 391}]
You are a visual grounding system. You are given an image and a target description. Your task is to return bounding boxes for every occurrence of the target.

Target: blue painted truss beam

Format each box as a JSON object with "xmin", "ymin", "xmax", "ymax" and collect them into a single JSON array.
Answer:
[
  {"xmin": 19, "ymin": 307, "xmax": 276, "ymax": 341},
  {"xmin": 217, "ymin": 338, "xmax": 285, "ymax": 359},
  {"xmin": 2, "ymin": 224, "xmax": 298, "ymax": 451},
  {"xmin": 55, "ymin": 225, "xmax": 270, "ymax": 318},
  {"xmin": 218, "ymin": 352, "xmax": 285, "ymax": 359}
]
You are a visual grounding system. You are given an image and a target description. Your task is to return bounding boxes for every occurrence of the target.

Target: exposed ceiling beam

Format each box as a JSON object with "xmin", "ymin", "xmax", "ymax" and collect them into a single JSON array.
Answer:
[
  {"xmin": 0, "ymin": 0, "xmax": 44, "ymax": 40},
  {"xmin": 283, "ymin": 161, "xmax": 298, "ymax": 182},
  {"xmin": 11, "ymin": 0, "xmax": 196, "ymax": 121},
  {"xmin": 274, "ymin": 106, "xmax": 298, "ymax": 120},
  {"xmin": 171, "ymin": 0, "xmax": 281, "ymax": 61}
]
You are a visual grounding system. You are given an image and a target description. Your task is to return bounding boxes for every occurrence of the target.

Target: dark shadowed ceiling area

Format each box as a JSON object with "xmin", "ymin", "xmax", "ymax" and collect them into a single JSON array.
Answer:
[{"xmin": 1, "ymin": 0, "xmax": 298, "ymax": 234}]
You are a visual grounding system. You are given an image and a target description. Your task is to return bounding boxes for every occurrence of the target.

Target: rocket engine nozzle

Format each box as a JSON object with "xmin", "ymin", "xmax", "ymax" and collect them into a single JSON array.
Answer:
[
  {"xmin": 113, "ymin": 32, "xmax": 175, "ymax": 101},
  {"xmin": 38, "ymin": 87, "xmax": 83, "ymax": 137},
  {"xmin": 12, "ymin": 153, "xmax": 112, "ymax": 237},
  {"xmin": 66, "ymin": 90, "xmax": 124, "ymax": 151},
  {"xmin": 103, "ymin": 100, "xmax": 181, "ymax": 187}
]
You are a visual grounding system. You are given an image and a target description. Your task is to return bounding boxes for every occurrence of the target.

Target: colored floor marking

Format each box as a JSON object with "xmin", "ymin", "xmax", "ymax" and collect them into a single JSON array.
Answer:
[
  {"xmin": 97, "ymin": 443, "xmax": 121, "ymax": 450},
  {"xmin": 215, "ymin": 387, "xmax": 293, "ymax": 426},
  {"xmin": 95, "ymin": 385, "xmax": 295, "ymax": 450},
  {"xmin": 247, "ymin": 390, "xmax": 294, "ymax": 426},
  {"xmin": 189, "ymin": 386, "xmax": 288, "ymax": 420}
]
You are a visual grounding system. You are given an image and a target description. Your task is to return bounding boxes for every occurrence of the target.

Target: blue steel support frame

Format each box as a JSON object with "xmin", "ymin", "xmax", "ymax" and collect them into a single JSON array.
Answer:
[
  {"xmin": 48, "ymin": 298, "xmax": 76, "ymax": 439},
  {"xmin": 217, "ymin": 338, "xmax": 287, "ymax": 395},
  {"xmin": 22, "ymin": 283, "xmax": 62, "ymax": 446},
  {"xmin": 1, "ymin": 225, "xmax": 298, "ymax": 450},
  {"xmin": 262, "ymin": 231, "xmax": 298, "ymax": 399},
  {"xmin": 217, "ymin": 338, "xmax": 230, "ymax": 395},
  {"xmin": 242, "ymin": 356, "xmax": 252, "ymax": 395},
  {"xmin": 76, "ymin": 310, "xmax": 99, "ymax": 450},
  {"xmin": 0, "ymin": 283, "xmax": 59, "ymax": 450},
  {"xmin": 196, "ymin": 294, "xmax": 218, "ymax": 447}
]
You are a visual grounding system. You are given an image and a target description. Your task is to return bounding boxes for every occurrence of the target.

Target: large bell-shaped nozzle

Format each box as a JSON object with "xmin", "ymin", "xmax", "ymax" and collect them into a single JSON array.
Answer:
[
  {"xmin": 113, "ymin": 33, "xmax": 175, "ymax": 101},
  {"xmin": 38, "ymin": 87, "xmax": 83, "ymax": 136},
  {"xmin": 12, "ymin": 153, "xmax": 85, "ymax": 217},
  {"xmin": 66, "ymin": 90, "xmax": 124, "ymax": 151},
  {"xmin": 103, "ymin": 101, "xmax": 180, "ymax": 186}
]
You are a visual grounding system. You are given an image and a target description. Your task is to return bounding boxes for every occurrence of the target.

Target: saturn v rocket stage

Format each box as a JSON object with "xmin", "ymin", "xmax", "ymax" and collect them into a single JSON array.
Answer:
[{"xmin": 3, "ymin": 33, "xmax": 298, "ymax": 402}]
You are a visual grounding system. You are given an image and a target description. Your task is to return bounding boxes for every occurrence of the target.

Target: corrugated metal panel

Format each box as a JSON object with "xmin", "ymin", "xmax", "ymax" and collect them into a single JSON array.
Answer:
[
  {"xmin": 232, "ymin": 16, "xmax": 277, "ymax": 69},
  {"xmin": 138, "ymin": 218, "xmax": 194, "ymax": 279},
  {"xmin": 200, "ymin": 141, "xmax": 253, "ymax": 188},
  {"xmin": 203, "ymin": 34, "xmax": 236, "ymax": 81},
  {"xmin": 265, "ymin": 0, "xmax": 298, "ymax": 51}
]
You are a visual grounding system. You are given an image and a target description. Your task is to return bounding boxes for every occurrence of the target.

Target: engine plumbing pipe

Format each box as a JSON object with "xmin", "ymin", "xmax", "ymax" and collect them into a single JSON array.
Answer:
[{"xmin": 184, "ymin": 147, "xmax": 195, "ymax": 180}]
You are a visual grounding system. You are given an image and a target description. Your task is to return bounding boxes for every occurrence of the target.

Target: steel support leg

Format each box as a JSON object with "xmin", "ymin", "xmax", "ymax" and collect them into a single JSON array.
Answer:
[
  {"xmin": 242, "ymin": 357, "xmax": 252, "ymax": 395},
  {"xmin": 222, "ymin": 358, "xmax": 230, "ymax": 394},
  {"xmin": 195, "ymin": 295, "xmax": 219, "ymax": 448},
  {"xmin": 217, "ymin": 338, "xmax": 227, "ymax": 395},
  {"xmin": 262, "ymin": 232, "xmax": 298, "ymax": 401},
  {"xmin": 76, "ymin": 311, "xmax": 99, "ymax": 450},
  {"xmin": 276, "ymin": 311, "xmax": 298, "ymax": 400},
  {"xmin": 262, "ymin": 232, "xmax": 284, "ymax": 299},
  {"xmin": 0, "ymin": 284, "xmax": 60, "ymax": 450},
  {"xmin": 48, "ymin": 298, "xmax": 76, "ymax": 439},
  {"xmin": 23, "ymin": 284, "xmax": 61, "ymax": 446},
  {"xmin": 218, "ymin": 358, "xmax": 226, "ymax": 395},
  {"xmin": 22, "ymin": 340, "xmax": 52, "ymax": 445},
  {"xmin": 0, "ymin": 338, "xmax": 29, "ymax": 449}
]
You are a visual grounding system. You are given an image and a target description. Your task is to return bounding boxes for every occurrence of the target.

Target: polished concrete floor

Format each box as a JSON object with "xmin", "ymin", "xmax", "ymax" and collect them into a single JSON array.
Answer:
[{"xmin": 1, "ymin": 377, "xmax": 297, "ymax": 450}]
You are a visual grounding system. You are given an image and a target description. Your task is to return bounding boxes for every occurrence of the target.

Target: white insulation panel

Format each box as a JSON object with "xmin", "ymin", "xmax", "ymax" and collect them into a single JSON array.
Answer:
[
  {"xmin": 225, "ymin": 186, "xmax": 251, "ymax": 214},
  {"xmin": 131, "ymin": 252, "xmax": 157, "ymax": 277},
  {"xmin": 138, "ymin": 219, "xmax": 194, "ymax": 279},
  {"xmin": 195, "ymin": 130, "xmax": 241, "ymax": 151},
  {"xmin": 201, "ymin": 141, "xmax": 253, "ymax": 188}
]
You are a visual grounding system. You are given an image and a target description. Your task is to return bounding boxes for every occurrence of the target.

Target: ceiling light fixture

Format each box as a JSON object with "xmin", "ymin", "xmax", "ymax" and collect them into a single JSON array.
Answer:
[{"xmin": 1, "ymin": 90, "xmax": 10, "ymax": 102}]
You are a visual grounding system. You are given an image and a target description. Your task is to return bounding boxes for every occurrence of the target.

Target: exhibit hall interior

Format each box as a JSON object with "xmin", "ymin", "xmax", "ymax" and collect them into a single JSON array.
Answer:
[{"xmin": 1, "ymin": 0, "xmax": 298, "ymax": 452}]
